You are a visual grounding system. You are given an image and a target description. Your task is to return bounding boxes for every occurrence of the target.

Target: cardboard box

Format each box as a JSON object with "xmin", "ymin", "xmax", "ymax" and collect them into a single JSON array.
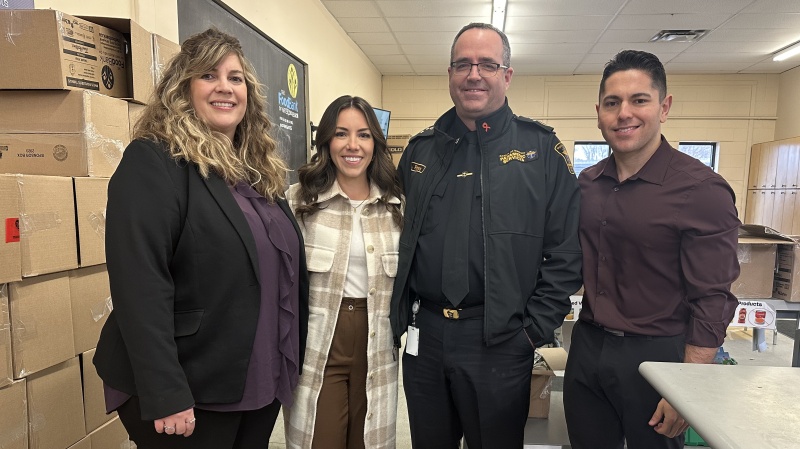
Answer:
[
  {"xmin": 152, "ymin": 34, "xmax": 181, "ymax": 86},
  {"xmin": 128, "ymin": 103, "xmax": 146, "ymax": 138},
  {"xmin": 89, "ymin": 417, "xmax": 132, "ymax": 449},
  {"xmin": 528, "ymin": 347, "xmax": 568, "ymax": 419},
  {"xmin": 0, "ymin": 175, "xmax": 79, "ymax": 278},
  {"xmin": 81, "ymin": 16, "xmax": 154, "ymax": 104},
  {"xmin": 74, "ymin": 178, "xmax": 109, "ymax": 267},
  {"xmin": 0, "ymin": 379, "xmax": 28, "ymax": 449},
  {"xmin": 0, "ymin": 10, "xmax": 128, "ymax": 98},
  {"xmin": 9, "ymin": 273, "xmax": 75, "ymax": 378},
  {"xmin": 69, "ymin": 266, "xmax": 111, "ymax": 355},
  {"xmin": 0, "ymin": 176, "xmax": 22, "ymax": 284},
  {"xmin": 68, "ymin": 437, "xmax": 90, "ymax": 449},
  {"xmin": 774, "ymin": 236, "xmax": 800, "ymax": 302},
  {"xmin": 26, "ymin": 357, "xmax": 86, "ymax": 449},
  {"xmin": 81, "ymin": 348, "xmax": 116, "ymax": 433},
  {"xmin": 732, "ymin": 225, "xmax": 794, "ymax": 299},
  {"xmin": 0, "ymin": 284, "xmax": 12, "ymax": 388},
  {"xmin": 0, "ymin": 90, "xmax": 129, "ymax": 177}
]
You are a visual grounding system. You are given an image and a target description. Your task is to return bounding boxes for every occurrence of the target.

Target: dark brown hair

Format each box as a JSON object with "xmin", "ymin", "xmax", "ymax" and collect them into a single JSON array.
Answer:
[
  {"xmin": 600, "ymin": 50, "xmax": 667, "ymax": 102},
  {"xmin": 294, "ymin": 95, "xmax": 403, "ymax": 228}
]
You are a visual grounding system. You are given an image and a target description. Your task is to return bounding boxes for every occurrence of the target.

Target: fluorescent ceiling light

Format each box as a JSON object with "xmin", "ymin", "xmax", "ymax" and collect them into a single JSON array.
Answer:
[
  {"xmin": 774, "ymin": 41, "xmax": 800, "ymax": 62},
  {"xmin": 492, "ymin": 0, "xmax": 507, "ymax": 31}
]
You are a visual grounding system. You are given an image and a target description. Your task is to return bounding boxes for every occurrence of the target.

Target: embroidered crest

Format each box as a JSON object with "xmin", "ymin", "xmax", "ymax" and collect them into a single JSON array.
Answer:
[
  {"xmin": 499, "ymin": 149, "xmax": 538, "ymax": 164},
  {"xmin": 411, "ymin": 162, "xmax": 426, "ymax": 173},
  {"xmin": 554, "ymin": 142, "xmax": 575, "ymax": 174}
]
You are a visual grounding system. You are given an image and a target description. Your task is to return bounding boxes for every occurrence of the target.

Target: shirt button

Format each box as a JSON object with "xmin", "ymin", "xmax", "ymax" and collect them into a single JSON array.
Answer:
[
  {"xmin": 602, "ymin": 221, "xmax": 607, "ymax": 226},
  {"xmin": 601, "ymin": 256, "xmax": 606, "ymax": 261},
  {"xmin": 369, "ymin": 288, "xmax": 377, "ymax": 296},
  {"xmin": 613, "ymin": 187, "xmax": 620, "ymax": 192},
  {"xmin": 362, "ymin": 208, "xmax": 370, "ymax": 216},
  {"xmin": 370, "ymin": 331, "xmax": 376, "ymax": 338},
  {"xmin": 367, "ymin": 413, "xmax": 373, "ymax": 420},
  {"xmin": 348, "ymin": 304, "xmax": 354, "ymax": 311},
  {"xmin": 367, "ymin": 245, "xmax": 374, "ymax": 253}
]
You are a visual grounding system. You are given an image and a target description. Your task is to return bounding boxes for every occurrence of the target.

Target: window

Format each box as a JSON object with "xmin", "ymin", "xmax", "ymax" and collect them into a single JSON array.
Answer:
[
  {"xmin": 678, "ymin": 142, "xmax": 717, "ymax": 169},
  {"xmin": 573, "ymin": 142, "xmax": 610, "ymax": 176}
]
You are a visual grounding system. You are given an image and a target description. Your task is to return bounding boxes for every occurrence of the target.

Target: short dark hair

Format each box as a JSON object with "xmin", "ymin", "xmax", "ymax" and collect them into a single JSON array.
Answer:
[
  {"xmin": 450, "ymin": 23, "xmax": 510, "ymax": 67},
  {"xmin": 600, "ymin": 50, "xmax": 667, "ymax": 101}
]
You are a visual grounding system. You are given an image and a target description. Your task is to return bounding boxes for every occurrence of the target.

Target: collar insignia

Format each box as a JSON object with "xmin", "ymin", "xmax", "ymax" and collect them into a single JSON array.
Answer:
[
  {"xmin": 500, "ymin": 149, "xmax": 538, "ymax": 164},
  {"xmin": 456, "ymin": 171, "xmax": 473, "ymax": 178},
  {"xmin": 411, "ymin": 162, "xmax": 426, "ymax": 173}
]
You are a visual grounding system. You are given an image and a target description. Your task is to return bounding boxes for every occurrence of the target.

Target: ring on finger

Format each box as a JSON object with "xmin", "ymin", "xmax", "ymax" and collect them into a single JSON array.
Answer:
[
  {"xmin": 164, "ymin": 426, "xmax": 175, "ymax": 431},
  {"xmin": 188, "ymin": 418, "xmax": 197, "ymax": 424}
]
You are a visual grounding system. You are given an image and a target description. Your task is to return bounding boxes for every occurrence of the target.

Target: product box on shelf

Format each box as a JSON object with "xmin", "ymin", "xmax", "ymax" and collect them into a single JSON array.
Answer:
[
  {"xmin": 88, "ymin": 416, "xmax": 131, "ymax": 449},
  {"xmin": 81, "ymin": 348, "xmax": 116, "ymax": 433},
  {"xmin": 0, "ymin": 379, "xmax": 28, "ymax": 449},
  {"xmin": 773, "ymin": 236, "xmax": 800, "ymax": 302},
  {"xmin": 73, "ymin": 177, "xmax": 109, "ymax": 267},
  {"xmin": 732, "ymin": 225, "xmax": 794, "ymax": 299},
  {"xmin": 529, "ymin": 347, "xmax": 568, "ymax": 419},
  {"xmin": 69, "ymin": 265, "xmax": 111, "ymax": 355},
  {"xmin": 8, "ymin": 272, "xmax": 75, "ymax": 379},
  {"xmin": 26, "ymin": 357, "xmax": 86, "ymax": 449},
  {"xmin": 0, "ymin": 10, "xmax": 128, "ymax": 98},
  {"xmin": 0, "ymin": 175, "xmax": 22, "ymax": 284},
  {"xmin": 0, "ymin": 90, "xmax": 129, "ymax": 178},
  {"xmin": 152, "ymin": 33, "xmax": 181, "ymax": 85},
  {"xmin": 0, "ymin": 284, "xmax": 12, "ymax": 389}
]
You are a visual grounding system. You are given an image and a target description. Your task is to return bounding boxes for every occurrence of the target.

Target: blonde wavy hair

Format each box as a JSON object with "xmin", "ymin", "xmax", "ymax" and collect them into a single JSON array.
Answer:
[{"xmin": 133, "ymin": 27, "xmax": 287, "ymax": 200}]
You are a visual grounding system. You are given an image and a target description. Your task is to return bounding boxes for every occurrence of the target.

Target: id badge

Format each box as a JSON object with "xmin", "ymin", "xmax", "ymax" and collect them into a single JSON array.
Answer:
[{"xmin": 406, "ymin": 326, "xmax": 420, "ymax": 356}]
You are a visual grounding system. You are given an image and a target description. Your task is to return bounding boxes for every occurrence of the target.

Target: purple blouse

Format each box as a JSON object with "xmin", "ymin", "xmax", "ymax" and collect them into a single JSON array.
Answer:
[{"xmin": 104, "ymin": 181, "xmax": 300, "ymax": 414}]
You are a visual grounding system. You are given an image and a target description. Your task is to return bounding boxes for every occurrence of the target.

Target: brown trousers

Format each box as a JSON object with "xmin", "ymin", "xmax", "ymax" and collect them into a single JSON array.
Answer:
[{"xmin": 312, "ymin": 297, "xmax": 368, "ymax": 449}]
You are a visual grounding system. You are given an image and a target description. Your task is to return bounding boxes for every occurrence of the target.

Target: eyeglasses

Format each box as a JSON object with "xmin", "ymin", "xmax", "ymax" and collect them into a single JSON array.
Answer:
[{"xmin": 450, "ymin": 62, "xmax": 509, "ymax": 77}]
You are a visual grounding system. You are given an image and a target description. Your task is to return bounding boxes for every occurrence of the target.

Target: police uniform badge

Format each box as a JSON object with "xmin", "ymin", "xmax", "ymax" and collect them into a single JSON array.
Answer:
[
  {"xmin": 499, "ymin": 149, "xmax": 538, "ymax": 164},
  {"xmin": 554, "ymin": 142, "xmax": 575, "ymax": 174},
  {"xmin": 411, "ymin": 162, "xmax": 426, "ymax": 173}
]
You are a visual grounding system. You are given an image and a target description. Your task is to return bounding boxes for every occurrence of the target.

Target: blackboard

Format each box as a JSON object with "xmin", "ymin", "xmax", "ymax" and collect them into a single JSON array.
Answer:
[{"xmin": 177, "ymin": 0, "xmax": 309, "ymax": 184}]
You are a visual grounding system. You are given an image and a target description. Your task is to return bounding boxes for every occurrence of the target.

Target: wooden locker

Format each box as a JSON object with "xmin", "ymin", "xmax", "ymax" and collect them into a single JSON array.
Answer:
[
  {"xmin": 763, "ymin": 190, "xmax": 777, "ymax": 228},
  {"xmin": 749, "ymin": 144, "xmax": 761, "ymax": 189},
  {"xmin": 756, "ymin": 143, "xmax": 772, "ymax": 189},
  {"xmin": 751, "ymin": 190, "xmax": 766, "ymax": 225},
  {"xmin": 786, "ymin": 143, "xmax": 800, "ymax": 189},
  {"xmin": 772, "ymin": 190, "xmax": 786, "ymax": 232},
  {"xmin": 776, "ymin": 145, "xmax": 790, "ymax": 188},
  {"xmin": 764, "ymin": 142, "xmax": 780, "ymax": 189},
  {"xmin": 782, "ymin": 191, "xmax": 797, "ymax": 235},
  {"xmin": 745, "ymin": 190, "xmax": 757, "ymax": 224}
]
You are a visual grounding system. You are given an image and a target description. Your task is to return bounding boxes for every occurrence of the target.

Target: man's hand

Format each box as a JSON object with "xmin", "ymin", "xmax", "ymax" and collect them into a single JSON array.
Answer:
[
  {"xmin": 154, "ymin": 407, "xmax": 196, "ymax": 437},
  {"xmin": 649, "ymin": 398, "xmax": 689, "ymax": 438}
]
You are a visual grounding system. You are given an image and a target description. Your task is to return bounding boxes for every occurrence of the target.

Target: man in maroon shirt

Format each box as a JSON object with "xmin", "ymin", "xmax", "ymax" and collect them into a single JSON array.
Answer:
[{"xmin": 563, "ymin": 50, "xmax": 740, "ymax": 449}]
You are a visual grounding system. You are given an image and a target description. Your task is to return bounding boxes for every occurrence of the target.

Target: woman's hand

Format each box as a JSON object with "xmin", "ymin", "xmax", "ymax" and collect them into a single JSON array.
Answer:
[{"xmin": 154, "ymin": 408, "xmax": 196, "ymax": 437}]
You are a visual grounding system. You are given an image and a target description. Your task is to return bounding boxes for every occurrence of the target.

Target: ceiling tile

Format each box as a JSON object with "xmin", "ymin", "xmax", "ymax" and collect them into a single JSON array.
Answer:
[
  {"xmin": 508, "ymin": 0, "xmax": 627, "ymax": 16},
  {"xmin": 349, "ymin": 32, "xmax": 397, "ymax": 45},
  {"xmin": 609, "ymin": 14, "xmax": 732, "ymax": 30},
  {"xmin": 376, "ymin": 1, "xmax": 490, "ymax": 18},
  {"xmin": 664, "ymin": 61, "xmax": 756, "ymax": 72},
  {"xmin": 685, "ymin": 41, "xmax": 787, "ymax": 53},
  {"xmin": 574, "ymin": 63, "xmax": 611, "ymax": 74},
  {"xmin": 505, "ymin": 15, "xmax": 613, "ymax": 32},
  {"xmin": 739, "ymin": 59, "xmax": 800, "ymax": 73},
  {"xmin": 375, "ymin": 64, "xmax": 415, "ymax": 74},
  {"xmin": 724, "ymin": 13, "xmax": 800, "ymax": 29},
  {"xmin": 620, "ymin": 0, "xmax": 753, "ymax": 15},
  {"xmin": 369, "ymin": 54, "xmax": 411, "ymax": 65},
  {"xmin": 401, "ymin": 44, "xmax": 452, "ymax": 55},
  {"xmin": 322, "ymin": 1, "xmax": 382, "ymax": 17},
  {"xmin": 513, "ymin": 43, "xmax": 595, "ymax": 55},
  {"xmin": 513, "ymin": 54, "xmax": 586, "ymax": 64},
  {"xmin": 394, "ymin": 31, "xmax": 455, "ymax": 45},
  {"xmin": 406, "ymin": 54, "xmax": 450, "ymax": 65},
  {"xmin": 509, "ymin": 30, "xmax": 603, "ymax": 44},
  {"xmin": 358, "ymin": 44, "xmax": 403, "ymax": 56},
  {"xmin": 581, "ymin": 52, "xmax": 679, "ymax": 64},
  {"xmin": 597, "ymin": 29, "xmax": 663, "ymax": 43},
  {"xmin": 511, "ymin": 63, "xmax": 579, "ymax": 75},
  {"xmin": 591, "ymin": 42, "xmax": 694, "ymax": 54},
  {"xmin": 336, "ymin": 17, "xmax": 390, "ymax": 33},
  {"xmin": 670, "ymin": 53, "xmax": 770, "ymax": 64},
  {"xmin": 704, "ymin": 28, "xmax": 800, "ymax": 43},
  {"xmin": 410, "ymin": 64, "xmax": 450, "ymax": 75},
  {"xmin": 742, "ymin": 0, "xmax": 800, "ymax": 14},
  {"xmin": 387, "ymin": 17, "xmax": 485, "ymax": 32}
]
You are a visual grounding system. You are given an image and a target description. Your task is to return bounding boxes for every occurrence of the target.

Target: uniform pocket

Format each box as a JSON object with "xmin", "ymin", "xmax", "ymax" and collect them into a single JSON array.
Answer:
[
  {"xmin": 381, "ymin": 252, "xmax": 399, "ymax": 277},
  {"xmin": 420, "ymin": 180, "xmax": 448, "ymax": 235},
  {"xmin": 174, "ymin": 309, "xmax": 204, "ymax": 337},
  {"xmin": 305, "ymin": 244, "xmax": 335, "ymax": 272}
]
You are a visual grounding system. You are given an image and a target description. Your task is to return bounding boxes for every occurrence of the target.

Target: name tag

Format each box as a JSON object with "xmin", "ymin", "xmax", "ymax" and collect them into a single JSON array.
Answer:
[{"xmin": 406, "ymin": 326, "xmax": 420, "ymax": 356}]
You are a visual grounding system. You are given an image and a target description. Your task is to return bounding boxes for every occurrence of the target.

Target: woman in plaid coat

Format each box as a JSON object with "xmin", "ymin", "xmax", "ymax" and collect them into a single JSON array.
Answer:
[{"xmin": 284, "ymin": 95, "xmax": 404, "ymax": 449}]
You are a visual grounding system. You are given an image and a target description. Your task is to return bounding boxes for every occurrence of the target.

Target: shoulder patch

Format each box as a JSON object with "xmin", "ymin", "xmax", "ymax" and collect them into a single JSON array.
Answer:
[
  {"xmin": 409, "ymin": 125, "xmax": 435, "ymax": 142},
  {"xmin": 514, "ymin": 115, "xmax": 554, "ymax": 133},
  {"xmin": 554, "ymin": 142, "xmax": 575, "ymax": 175}
]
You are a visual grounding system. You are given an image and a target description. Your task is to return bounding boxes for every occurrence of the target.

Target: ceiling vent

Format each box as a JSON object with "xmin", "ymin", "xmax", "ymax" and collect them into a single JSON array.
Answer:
[{"xmin": 649, "ymin": 30, "xmax": 709, "ymax": 43}]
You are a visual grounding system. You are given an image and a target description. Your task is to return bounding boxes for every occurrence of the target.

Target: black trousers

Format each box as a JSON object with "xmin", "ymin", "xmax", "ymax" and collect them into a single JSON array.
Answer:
[
  {"xmin": 403, "ymin": 305, "xmax": 535, "ymax": 449},
  {"xmin": 563, "ymin": 320, "xmax": 686, "ymax": 449},
  {"xmin": 117, "ymin": 395, "xmax": 281, "ymax": 449}
]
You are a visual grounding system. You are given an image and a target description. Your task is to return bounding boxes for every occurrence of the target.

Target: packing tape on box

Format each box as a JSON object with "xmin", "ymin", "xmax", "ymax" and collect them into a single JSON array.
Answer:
[
  {"xmin": 0, "ymin": 284, "xmax": 9, "ymax": 348},
  {"xmin": 121, "ymin": 439, "xmax": 136, "ymax": 449},
  {"xmin": 9, "ymin": 283, "xmax": 38, "ymax": 378},
  {"xmin": 0, "ymin": 8, "xmax": 35, "ymax": 46},
  {"xmin": 89, "ymin": 208, "xmax": 107, "ymax": 240},
  {"xmin": 15, "ymin": 174, "xmax": 66, "ymax": 277},
  {"xmin": 0, "ymin": 412, "xmax": 27, "ymax": 449},
  {"xmin": 151, "ymin": 38, "xmax": 166, "ymax": 87},
  {"xmin": 84, "ymin": 121, "xmax": 125, "ymax": 173},
  {"xmin": 737, "ymin": 244, "xmax": 751, "ymax": 264},
  {"xmin": 28, "ymin": 409, "xmax": 47, "ymax": 447},
  {"xmin": 91, "ymin": 296, "xmax": 113, "ymax": 322},
  {"xmin": 540, "ymin": 377, "xmax": 552, "ymax": 400}
]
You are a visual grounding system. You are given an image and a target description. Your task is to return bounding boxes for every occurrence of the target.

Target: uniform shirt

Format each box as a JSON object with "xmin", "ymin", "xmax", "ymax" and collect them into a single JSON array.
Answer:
[
  {"xmin": 409, "ymin": 116, "xmax": 486, "ymax": 307},
  {"xmin": 578, "ymin": 136, "xmax": 740, "ymax": 348}
]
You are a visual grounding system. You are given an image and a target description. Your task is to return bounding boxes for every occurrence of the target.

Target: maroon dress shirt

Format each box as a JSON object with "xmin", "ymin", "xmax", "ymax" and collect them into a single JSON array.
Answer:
[{"xmin": 578, "ymin": 136, "xmax": 740, "ymax": 348}]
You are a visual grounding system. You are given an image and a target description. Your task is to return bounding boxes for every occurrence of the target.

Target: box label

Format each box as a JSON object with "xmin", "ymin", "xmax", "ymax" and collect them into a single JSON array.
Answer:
[
  {"xmin": 66, "ymin": 77, "xmax": 100, "ymax": 91},
  {"xmin": 5, "ymin": 218, "xmax": 19, "ymax": 243}
]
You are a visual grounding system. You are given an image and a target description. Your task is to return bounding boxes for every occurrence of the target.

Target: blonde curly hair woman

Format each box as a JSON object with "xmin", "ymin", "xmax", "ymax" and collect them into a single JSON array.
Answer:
[{"xmin": 94, "ymin": 27, "xmax": 309, "ymax": 449}]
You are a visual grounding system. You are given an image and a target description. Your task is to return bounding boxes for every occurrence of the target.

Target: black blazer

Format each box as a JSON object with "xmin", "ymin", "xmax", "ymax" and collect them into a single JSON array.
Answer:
[{"xmin": 93, "ymin": 139, "xmax": 309, "ymax": 421}]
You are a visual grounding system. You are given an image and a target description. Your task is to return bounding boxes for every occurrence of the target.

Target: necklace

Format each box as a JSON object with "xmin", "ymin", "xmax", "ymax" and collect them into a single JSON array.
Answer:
[{"xmin": 350, "ymin": 198, "xmax": 368, "ymax": 212}]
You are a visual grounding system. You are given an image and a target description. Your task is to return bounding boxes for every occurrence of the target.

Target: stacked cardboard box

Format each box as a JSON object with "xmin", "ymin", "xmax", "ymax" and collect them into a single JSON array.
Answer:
[{"xmin": 0, "ymin": 10, "xmax": 177, "ymax": 447}]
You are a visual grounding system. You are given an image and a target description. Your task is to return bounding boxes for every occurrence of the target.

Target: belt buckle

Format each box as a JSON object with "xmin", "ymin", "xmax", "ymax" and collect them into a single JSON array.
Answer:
[
  {"xmin": 443, "ymin": 308, "xmax": 460, "ymax": 319},
  {"xmin": 605, "ymin": 327, "xmax": 625, "ymax": 337}
]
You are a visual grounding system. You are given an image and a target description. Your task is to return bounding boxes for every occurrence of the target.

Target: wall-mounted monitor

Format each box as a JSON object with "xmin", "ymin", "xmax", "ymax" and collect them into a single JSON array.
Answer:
[{"xmin": 373, "ymin": 107, "xmax": 391, "ymax": 137}]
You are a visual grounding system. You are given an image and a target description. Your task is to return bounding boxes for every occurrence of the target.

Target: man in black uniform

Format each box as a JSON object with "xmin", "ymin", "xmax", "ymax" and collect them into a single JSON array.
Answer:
[{"xmin": 389, "ymin": 23, "xmax": 583, "ymax": 449}]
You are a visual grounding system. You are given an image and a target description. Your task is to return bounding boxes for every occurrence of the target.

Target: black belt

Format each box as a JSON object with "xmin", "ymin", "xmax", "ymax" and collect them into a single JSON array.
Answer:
[
  {"xmin": 419, "ymin": 299, "xmax": 484, "ymax": 320},
  {"xmin": 587, "ymin": 320, "xmax": 647, "ymax": 338}
]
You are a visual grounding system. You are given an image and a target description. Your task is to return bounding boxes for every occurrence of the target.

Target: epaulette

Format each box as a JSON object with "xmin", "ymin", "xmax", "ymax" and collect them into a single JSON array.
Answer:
[
  {"xmin": 409, "ymin": 125, "xmax": 435, "ymax": 142},
  {"xmin": 514, "ymin": 115, "xmax": 554, "ymax": 133}
]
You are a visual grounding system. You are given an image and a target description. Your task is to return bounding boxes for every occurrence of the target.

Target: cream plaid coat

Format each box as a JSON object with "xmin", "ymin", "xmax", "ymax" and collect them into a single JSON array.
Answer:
[{"xmin": 283, "ymin": 180, "xmax": 401, "ymax": 449}]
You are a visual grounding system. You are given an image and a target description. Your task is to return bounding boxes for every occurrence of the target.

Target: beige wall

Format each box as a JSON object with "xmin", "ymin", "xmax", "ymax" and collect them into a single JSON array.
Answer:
[
  {"xmin": 775, "ymin": 66, "xmax": 800, "ymax": 141},
  {"xmin": 384, "ymin": 74, "xmax": 781, "ymax": 218},
  {"xmin": 37, "ymin": 0, "xmax": 383, "ymax": 122}
]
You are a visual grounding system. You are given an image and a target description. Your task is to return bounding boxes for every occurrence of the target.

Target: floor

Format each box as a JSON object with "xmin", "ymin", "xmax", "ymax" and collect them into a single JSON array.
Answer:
[{"xmin": 268, "ymin": 320, "xmax": 797, "ymax": 448}]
